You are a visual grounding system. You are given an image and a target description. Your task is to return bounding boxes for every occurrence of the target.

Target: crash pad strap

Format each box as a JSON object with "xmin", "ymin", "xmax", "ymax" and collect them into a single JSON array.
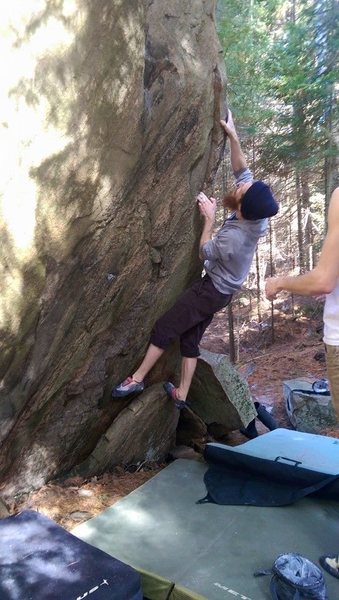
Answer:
[{"xmin": 202, "ymin": 445, "xmax": 339, "ymax": 506}]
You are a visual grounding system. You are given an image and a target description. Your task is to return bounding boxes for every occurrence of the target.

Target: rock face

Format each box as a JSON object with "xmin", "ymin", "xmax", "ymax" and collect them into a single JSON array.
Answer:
[
  {"xmin": 68, "ymin": 386, "xmax": 179, "ymax": 477},
  {"xmin": 0, "ymin": 1, "xmax": 225, "ymax": 495},
  {"xmin": 0, "ymin": 498, "xmax": 9, "ymax": 519}
]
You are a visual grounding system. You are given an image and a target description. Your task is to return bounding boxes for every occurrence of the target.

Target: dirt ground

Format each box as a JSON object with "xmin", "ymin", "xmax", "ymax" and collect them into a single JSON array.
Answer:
[{"xmin": 10, "ymin": 296, "xmax": 338, "ymax": 531}]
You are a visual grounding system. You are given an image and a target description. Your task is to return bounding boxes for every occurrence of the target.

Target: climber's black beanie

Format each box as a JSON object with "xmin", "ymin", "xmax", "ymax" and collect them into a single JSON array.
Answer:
[{"xmin": 240, "ymin": 180, "xmax": 279, "ymax": 220}]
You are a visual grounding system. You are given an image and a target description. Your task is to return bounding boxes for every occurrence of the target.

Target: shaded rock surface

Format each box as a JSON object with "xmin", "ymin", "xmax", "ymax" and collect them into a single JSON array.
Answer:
[
  {"xmin": 176, "ymin": 405, "xmax": 210, "ymax": 447},
  {"xmin": 0, "ymin": 1, "xmax": 225, "ymax": 495},
  {"xmin": 69, "ymin": 385, "xmax": 178, "ymax": 477},
  {"xmin": 0, "ymin": 498, "xmax": 9, "ymax": 519},
  {"xmin": 168, "ymin": 445, "xmax": 203, "ymax": 461}
]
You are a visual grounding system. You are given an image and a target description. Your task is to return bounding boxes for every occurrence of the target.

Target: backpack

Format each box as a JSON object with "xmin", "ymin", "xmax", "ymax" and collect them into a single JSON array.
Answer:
[
  {"xmin": 293, "ymin": 379, "xmax": 330, "ymax": 396},
  {"xmin": 254, "ymin": 553, "xmax": 328, "ymax": 599}
]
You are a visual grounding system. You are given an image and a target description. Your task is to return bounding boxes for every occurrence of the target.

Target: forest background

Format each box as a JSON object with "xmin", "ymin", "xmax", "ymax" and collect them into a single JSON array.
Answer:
[{"xmin": 215, "ymin": 0, "xmax": 338, "ymax": 361}]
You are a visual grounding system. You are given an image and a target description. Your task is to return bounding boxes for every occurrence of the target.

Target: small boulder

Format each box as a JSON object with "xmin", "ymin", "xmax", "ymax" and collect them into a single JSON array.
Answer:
[
  {"xmin": 189, "ymin": 349, "xmax": 257, "ymax": 430},
  {"xmin": 283, "ymin": 379, "xmax": 337, "ymax": 432}
]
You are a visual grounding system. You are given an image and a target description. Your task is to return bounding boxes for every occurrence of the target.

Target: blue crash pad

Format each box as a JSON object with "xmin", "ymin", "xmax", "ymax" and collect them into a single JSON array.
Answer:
[
  {"xmin": 207, "ymin": 428, "xmax": 339, "ymax": 475},
  {"xmin": 0, "ymin": 510, "xmax": 142, "ymax": 600}
]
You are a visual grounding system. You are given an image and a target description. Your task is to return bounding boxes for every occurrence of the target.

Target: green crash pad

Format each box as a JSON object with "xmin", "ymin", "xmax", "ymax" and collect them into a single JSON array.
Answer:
[{"xmin": 73, "ymin": 459, "xmax": 339, "ymax": 600}]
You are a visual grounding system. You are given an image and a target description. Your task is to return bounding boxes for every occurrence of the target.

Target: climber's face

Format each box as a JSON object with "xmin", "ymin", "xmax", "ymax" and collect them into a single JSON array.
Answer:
[
  {"xmin": 235, "ymin": 181, "xmax": 252, "ymax": 202},
  {"xmin": 223, "ymin": 181, "xmax": 253, "ymax": 213}
]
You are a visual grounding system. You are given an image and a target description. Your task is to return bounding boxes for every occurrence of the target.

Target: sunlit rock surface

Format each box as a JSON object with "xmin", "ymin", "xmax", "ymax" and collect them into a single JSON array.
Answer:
[{"xmin": 189, "ymin": 350, "xmax": 257, "ymax": 430}]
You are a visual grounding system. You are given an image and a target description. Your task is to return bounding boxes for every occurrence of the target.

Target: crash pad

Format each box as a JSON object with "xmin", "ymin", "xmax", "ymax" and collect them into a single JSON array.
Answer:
[
  {"xmin": 202, "ymin": 430, "xmax": 339, "ymax": 506},
  {"xmin": 0, "ymin": 510, "xmax": 142, "ymax": 600},
  {"xmin": 206, "ymin": 428, "xmax": 339, "ymax": 475},
  {"xmin": 73, "ymin": 458, "xmax": 339, "ymax": 600}
]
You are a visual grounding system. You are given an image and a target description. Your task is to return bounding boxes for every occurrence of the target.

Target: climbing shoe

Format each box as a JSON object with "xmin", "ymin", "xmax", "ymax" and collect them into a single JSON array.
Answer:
[
  {"xmin": 112, "ymin": 376, "xmax": 144, "ymax": 398},
  {"xmin": 255, "ymin": 402, "xmax": 278, "ymax": 431},
  {"xmin": 163, "ymin": 382, "xmax": 188, "ymax": 410},
  {"xmin": 240, "ymin": 402, "xmax": 278, "ymax": 439},
  {"xmin": 240, "ymin": 419, "xmax": 259, "ymax": 439}
]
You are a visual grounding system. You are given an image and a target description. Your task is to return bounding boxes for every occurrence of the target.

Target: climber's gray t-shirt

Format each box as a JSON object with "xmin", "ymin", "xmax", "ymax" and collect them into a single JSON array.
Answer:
[{"xmin": 201, "ymin": 167, "xmax": 268, "ymax": 295}]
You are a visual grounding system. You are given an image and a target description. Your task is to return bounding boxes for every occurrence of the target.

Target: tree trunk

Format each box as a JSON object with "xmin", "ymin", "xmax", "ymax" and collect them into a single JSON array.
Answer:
[
  {"xmin": 269, "ymin": 220, "xmax": 275, "ymax": 344},
  {"xmin": 255, "ymin": 248, "xmax": 262, "ymax": 323},
  {"xmin": 227, "ymin": 304, "xmax": 237, "ymax": 364},
  {"xmin": 289, "ymin": 203, "xmax": 296, "ymax": 318},
  {"xmin": 296, "ymin": 173, "xmax": 305, "ymax": 274},
  {"xmin": 324, "ymin": 0, "xmax": 338, "ymax": 215},
  {"xmin": 0, "ymin": 0, "xmax": 225, "ymax": 497},
  {"xmin": 300, "ymin": 175, "xmax": 313, "ymax": 271}
]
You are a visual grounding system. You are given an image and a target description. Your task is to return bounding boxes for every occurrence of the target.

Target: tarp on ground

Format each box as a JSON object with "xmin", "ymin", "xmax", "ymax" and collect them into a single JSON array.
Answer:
[{"xmin": 73, "ymin": 458, "xmax": 339, "ymax": 600}]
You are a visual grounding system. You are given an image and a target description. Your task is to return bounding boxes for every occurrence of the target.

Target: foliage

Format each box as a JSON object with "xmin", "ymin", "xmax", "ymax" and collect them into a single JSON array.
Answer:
[
  {"xmin": 218, "ymin": 0, "xmax": 338, "ymax": 180},
  {"xmin": 262, "ymin": 0, "xmax": 338, "ymax": 180},
  {"xmin": 216, "ymin": 0, "xmax": 338, "ymax": 342}
]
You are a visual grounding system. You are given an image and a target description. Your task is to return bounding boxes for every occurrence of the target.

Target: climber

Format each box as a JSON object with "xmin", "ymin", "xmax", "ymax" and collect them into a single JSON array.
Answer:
[{"xmin": 112, "ymin": 110, "xmax": 279, "ymax": 409}]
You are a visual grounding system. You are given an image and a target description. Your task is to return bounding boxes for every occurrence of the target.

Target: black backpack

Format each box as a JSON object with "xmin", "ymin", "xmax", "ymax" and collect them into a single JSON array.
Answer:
[{"xmin": 254, "ymin": 553, "xmax": 328, "ymax": 599}]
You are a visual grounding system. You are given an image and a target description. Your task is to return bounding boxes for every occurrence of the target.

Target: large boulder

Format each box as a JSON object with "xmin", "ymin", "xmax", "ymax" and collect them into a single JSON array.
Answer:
[{"xmin": 0, "ymin": 0, "xmax": 225, "ymax": 495}]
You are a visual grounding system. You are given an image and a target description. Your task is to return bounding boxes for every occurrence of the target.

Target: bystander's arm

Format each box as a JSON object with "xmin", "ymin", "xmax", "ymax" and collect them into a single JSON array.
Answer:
[{"xmin": 265, "ymin": 187, "xmax": 339, "ymax": 300}]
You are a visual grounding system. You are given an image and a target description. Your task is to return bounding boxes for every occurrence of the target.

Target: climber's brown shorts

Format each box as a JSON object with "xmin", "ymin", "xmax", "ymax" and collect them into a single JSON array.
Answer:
[{"xmin": 150, "ymin": 275, "xmax": 232, "ymax": 358}]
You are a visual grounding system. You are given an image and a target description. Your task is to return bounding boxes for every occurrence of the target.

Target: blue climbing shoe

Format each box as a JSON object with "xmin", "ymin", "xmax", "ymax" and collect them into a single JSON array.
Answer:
[
  {"xmin": 163, "ymin": 382, "xmax": 188, "ymax": 410},
  {"xmin": 112, "ymin": 376, "xmax": 144, "ymax": 398}
]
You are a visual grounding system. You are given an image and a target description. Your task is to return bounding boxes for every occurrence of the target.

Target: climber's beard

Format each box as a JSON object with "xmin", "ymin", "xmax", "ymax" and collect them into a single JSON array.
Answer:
[{"xmin": 223, "ymin": 192, "xmax": 240, "ymax": 212}]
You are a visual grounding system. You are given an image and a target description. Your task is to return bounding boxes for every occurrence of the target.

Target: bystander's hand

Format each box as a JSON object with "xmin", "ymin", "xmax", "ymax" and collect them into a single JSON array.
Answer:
[{"xmin": 265, "ymin": 277, "xmax": 281, "ymax": 301}]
